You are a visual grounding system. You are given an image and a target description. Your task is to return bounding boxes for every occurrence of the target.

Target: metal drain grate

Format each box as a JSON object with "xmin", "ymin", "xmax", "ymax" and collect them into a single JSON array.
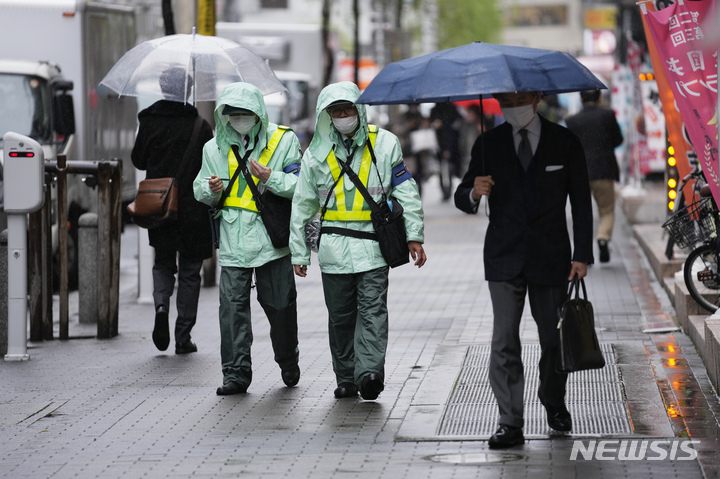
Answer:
[{"xmin": 438, "ymin": 343, "xmax": 631, "ymax": 437}]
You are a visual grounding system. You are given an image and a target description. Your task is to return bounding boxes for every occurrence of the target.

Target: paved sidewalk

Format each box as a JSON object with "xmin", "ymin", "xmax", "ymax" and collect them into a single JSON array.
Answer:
[{"xmin": 1, "ymin": 177, "xmax": 719, "ymax": 478}]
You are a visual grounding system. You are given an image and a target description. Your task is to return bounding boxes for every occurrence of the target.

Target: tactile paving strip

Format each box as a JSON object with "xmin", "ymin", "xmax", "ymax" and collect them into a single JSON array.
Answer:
[{"xmin": 438, "ymin": 343, "xmax": 632, "ymax": 437}]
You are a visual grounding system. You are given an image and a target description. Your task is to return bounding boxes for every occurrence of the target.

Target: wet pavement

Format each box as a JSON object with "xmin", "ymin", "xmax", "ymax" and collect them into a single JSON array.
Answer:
[{"xmin": 1, "ymin": 176, "xmax": 720, "ymax": 478}]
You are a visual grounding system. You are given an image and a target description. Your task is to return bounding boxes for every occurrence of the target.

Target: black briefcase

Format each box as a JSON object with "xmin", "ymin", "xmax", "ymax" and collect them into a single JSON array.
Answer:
[{"xmin": 556, "ymin": 276, "xmax": 605, "ymax": 373}]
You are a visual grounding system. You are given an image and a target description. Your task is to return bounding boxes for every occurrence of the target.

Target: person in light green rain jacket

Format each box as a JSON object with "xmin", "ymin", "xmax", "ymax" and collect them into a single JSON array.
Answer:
[
  {"xmin": 193, "ymin": 82, "xmax": 302, "ymax": 396},
  {"xmin": 290, "ymin": 81, "xmax": 427, "ymax": 401}
]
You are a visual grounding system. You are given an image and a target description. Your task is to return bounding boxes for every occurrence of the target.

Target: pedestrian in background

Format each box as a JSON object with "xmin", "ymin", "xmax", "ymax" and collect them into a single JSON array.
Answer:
[
  {"xmin": 396, "ymin": 104, "xmax": 429, "ymax": 197},
  {"xmin": 459, "ymin": 104, "xmax": 485, "ymax": 176},
  {"xmin": 454, "ymin": 91, "xmax": 593, "ymax": 448},
  {"xmin": 131, "ymin": 67, "xmax": 214, "ymax": 355},
  {"xmin": 430, "ymin": 102, "xmax": 463, "ymax": 199},
  {"xmin": 193, "ymin": 82, "xmax": 302, "ymax": 395},
  {"xmin": 290, "ymin": 81, "xmax": 427, "ymax": 401},
  {"xmin": 565, "ymin": 89, "xmax": 624, "ymax": 263}
]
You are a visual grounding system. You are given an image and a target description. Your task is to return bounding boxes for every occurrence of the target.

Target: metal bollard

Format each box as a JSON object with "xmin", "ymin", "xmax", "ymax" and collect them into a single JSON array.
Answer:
[
  {"xmin": 78, "ymin": 213, "xmax": 98, "ymax": 324},
  {"xmin": 0, "ymin": 229, "xmax": 8, "ymax": 356}
]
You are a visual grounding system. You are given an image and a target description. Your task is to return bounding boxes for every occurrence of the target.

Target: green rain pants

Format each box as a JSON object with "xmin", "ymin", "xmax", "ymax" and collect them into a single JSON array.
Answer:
[
  {"xmin": 218, "ymin": 255, "xmax": 299, "ymax": 388},
  {"xmin": 321, "ymin": 266, "xmax": 389, "ymax": 386}
]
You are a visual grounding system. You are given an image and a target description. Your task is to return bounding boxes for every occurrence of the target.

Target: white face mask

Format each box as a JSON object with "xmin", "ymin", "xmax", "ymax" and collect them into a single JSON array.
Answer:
[
  {"xmin": 229, "ymin": 115, "xmax": 257, "ymax": 134},
  {"xmin": 501, "ymin": 104, "xmax": 536, "ymax": 129},
  {"xmin": 332, "ymin": 115, "xmax": 359, "ymax": 135}
]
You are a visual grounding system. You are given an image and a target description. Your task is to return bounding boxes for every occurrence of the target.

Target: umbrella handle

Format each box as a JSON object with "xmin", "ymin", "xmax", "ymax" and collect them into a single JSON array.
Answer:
[{"xmin": 480, "ymin": 96, "xmax": 485, "ymax": 176}]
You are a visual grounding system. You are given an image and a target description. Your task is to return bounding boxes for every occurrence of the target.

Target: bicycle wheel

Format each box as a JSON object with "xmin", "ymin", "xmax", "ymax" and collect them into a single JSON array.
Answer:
[
  {"xmin": 684, "ymin": 243, "xmax": 720, "ymax": 313},
  {"xmin": 665, "ymin": 193, "xmax": 686, "ymax": 259}
]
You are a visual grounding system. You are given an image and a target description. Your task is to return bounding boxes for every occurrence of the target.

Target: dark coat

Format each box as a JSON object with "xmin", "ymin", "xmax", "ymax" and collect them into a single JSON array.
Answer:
[
  {"xmin": 454, "ymin": 116, "xmax": 594, "ymax": 285},
  {"xmin": 131, "ymin": 100, "xmax": 215, "ymax": 261},
  {"xmin": 565, "ymin": 104, "xmax": 624, "ymax": 181}
]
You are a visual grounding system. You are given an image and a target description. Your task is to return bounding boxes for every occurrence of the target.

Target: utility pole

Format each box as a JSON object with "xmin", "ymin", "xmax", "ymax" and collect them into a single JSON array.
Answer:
[
  {"xmin": 197, "ymin": 0, "xmax": 215, "ymax": 36},
  {"xmin": 354, "ymin": 0, "xmax": 360, "ymax": 86}
]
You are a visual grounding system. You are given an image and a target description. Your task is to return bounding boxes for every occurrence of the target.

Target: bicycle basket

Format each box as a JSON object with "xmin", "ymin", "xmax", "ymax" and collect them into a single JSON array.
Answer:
[{"xmin": 662, "ymin": 197, "xmax": 717, "ymax": 250}]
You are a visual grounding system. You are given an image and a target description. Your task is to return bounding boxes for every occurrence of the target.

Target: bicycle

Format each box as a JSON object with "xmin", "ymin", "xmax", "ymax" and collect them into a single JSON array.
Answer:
[
  {"xmin": 664, "ymin": 164, "xmax": 705, "ymax": 259},
  {"xmin": 664, "ymin": 190, "xmax": 720, "ymax": 313}
]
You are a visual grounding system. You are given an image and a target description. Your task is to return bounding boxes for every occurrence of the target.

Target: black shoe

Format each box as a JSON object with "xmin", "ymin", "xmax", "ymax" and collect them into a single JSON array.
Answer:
[
  {"xmin": 175, "ymin": 341, "xmax": 197, "ymax": 354},
  {"xmin": 281, "ymin": 365, "xmax": 301, "ymax": 387},
  {"xmin": 539, "ymin": 392, "xmax": 572, "ymax": 432},
  {"xmin": 360, "ymin": 373, "xmax": 384, "ymax": 400},
  {"xmin": 488, "ymin": 424, "xmax": 524, "ymax": 449},
  {"xmin": 216, "ymin": 382, "xmax": 247, "ymax": 396},
  {"xmin": 598, "ymin": 239, "xmax": 610, "ymax": 263},
  {"xmin": 152, "ymin": 306, "xmax": 170, "ymax": 351},
  {"xmin": 334, "ymin": 383, "xmax": 359, "ymax": 398}
]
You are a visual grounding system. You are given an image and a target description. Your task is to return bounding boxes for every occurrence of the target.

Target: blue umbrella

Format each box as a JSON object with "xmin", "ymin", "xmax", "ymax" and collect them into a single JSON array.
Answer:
[
  {"xmin": 357, "ymin": 42, "xmax": 606, "ymax": 176},
  {"xmin": 356, "ymin": 42, "xmax": 606, "ymax": 105}
]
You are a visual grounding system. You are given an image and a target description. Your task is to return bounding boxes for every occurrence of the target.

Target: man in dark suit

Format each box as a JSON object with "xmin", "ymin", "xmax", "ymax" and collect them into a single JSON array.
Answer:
[
  {"xmin": 565, "ymin": 90, "xmax": 624, "ymax": 263},
  {"xmin": 454, "ymin": 91, "xmax": 594, "ymax": 449}
]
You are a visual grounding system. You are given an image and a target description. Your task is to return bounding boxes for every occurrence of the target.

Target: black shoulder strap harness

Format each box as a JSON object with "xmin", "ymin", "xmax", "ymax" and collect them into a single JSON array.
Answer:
[
  {"xmin": 230, "ymin": 142, "xmax": 267, "ymax": 212},
  {"xmin": 319, "ymin": 140, "xmax": 387, "ymax": 242},
  {"xmin": 212, "ymin": 133, "xmax": 259, "ymax": 211}
]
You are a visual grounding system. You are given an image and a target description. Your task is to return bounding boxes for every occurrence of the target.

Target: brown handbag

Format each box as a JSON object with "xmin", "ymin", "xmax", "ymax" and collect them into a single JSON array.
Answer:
[
  {"xmin": 127, "ymin": 116, "xmax": 202, "ymax": 229},
  {"xmin": 127, "ymin": 177, "xmax": 179, "ymax": 228}
]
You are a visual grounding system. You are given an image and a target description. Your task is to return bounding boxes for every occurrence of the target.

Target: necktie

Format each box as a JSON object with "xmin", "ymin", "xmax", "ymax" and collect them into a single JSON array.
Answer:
[{"xmin": 518, "ymin": 129, "xmax": 532, "ymax": 171}]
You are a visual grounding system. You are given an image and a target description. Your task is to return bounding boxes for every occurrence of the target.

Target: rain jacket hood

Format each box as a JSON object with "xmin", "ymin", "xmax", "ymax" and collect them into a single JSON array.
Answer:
[
  {"xmin": 308, "ymin": 81, "xmax": 370, "ymax": 162},
  {"xmin": 214, "ymin": 82, "xmax": 270, "ymax": 156}
]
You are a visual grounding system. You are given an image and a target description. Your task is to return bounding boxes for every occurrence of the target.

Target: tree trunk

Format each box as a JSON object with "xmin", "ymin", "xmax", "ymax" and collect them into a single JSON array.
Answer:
[
  {"xmin": 321, "ymin": 0, "xmax": 334, "ymax": 87},
  {"xmin": 162, "ymin": 0, "xmax": 176, "ymax": 36}
]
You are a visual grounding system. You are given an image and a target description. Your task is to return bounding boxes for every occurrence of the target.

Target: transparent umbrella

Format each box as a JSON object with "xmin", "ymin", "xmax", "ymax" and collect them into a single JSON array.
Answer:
[{"xmin": 99, "ymin": 29, "xmax": 286, "ymax": 103}]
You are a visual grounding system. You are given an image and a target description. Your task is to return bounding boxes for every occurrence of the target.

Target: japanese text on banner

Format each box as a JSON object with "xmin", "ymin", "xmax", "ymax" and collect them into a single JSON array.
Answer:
[{"xmin": 642, "ymin": 0, "xmax": 719, "ymax": 204}]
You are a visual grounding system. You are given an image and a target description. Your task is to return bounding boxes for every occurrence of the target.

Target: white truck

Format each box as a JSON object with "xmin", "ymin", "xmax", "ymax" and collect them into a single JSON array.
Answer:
[
  {"xmin": 0, "ymin": 0, "xmax": 138, "ymax": 287},
  {"xmin": 216, "ymin": 22, "xmax": 330, "ymax": 148}
]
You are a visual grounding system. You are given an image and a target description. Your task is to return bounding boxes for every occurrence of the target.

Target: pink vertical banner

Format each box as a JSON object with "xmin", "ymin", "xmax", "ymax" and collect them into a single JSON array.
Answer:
[{"xmin": 642, "ymin": 0, "xmax": 719, "ymax": 204}]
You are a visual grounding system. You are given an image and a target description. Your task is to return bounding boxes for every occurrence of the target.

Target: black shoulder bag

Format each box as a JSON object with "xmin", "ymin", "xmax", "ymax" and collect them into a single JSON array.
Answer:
[
  {"xmin": 335, "ymin": 141, "xmax": 409, "ymax": 268},
  {"xmin": 230, "ymin": 144, "xmax": 292, "ymax": 249}
]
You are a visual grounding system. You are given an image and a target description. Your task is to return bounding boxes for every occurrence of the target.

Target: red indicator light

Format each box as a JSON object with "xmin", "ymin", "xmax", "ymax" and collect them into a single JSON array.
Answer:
[
  {"xmin": 8, "ymin": 152, "xmax": 34, "ymax": 157},
  {"xmin": 9, "ymin": 152, "xmax": 18, "ymax": 157}
]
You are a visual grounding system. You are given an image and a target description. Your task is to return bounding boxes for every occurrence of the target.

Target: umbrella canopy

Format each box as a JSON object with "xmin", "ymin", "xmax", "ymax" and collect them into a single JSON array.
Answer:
[
  {"xmin": 100, "ymin": 30, "xmax": 286, "ymax": 103},
  {"xmin": 356, "ymin": 42, "xmax": 606, "ymax": 105}
]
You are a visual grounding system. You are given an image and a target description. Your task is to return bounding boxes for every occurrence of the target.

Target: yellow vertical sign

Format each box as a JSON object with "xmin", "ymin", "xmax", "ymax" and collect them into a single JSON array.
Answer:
[{"xmin": 197, "ymin": 0, "xmax": 215, "ymax": 36}]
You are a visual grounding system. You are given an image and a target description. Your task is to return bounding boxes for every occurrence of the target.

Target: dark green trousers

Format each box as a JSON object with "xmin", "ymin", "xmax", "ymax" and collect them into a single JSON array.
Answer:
[
  {"xmin": 321, "ymin": 267, "xmax": 389, "ymax": 386},
  {"xmin": 218, "ymin": 255, "xmax": 299, "ymax": 388}
]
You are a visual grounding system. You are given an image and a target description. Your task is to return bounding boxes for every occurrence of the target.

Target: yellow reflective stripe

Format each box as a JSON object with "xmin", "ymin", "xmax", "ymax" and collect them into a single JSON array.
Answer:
[
  {"xmin": 354, "ymin": 145, "xmax": 372, "ymax": 212},
  {"xmin": 324, "ymin": 126, "xmax": 377, "ymax": 221},
  {"xmin": 323, "ymin": 210, "xmax": 371, "ymax": 221},
  {"xmin": 225, "ymin": 128, "xmax": 288, "ymax": 211},
  {"xmin": 325, "ymin": 151, "xmax": 347, "ymax": 215},
  {"xmin": 258, "ymin": 126, "xmax": 287, "ymax": 167}
]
